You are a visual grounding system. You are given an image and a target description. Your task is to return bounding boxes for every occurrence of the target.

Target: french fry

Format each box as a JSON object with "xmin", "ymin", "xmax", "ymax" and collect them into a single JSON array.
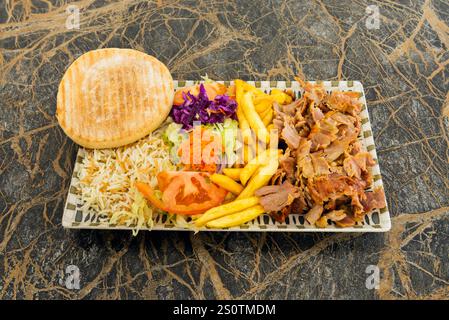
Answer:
[
  {"xmin": 258, "ymin": 106, "xmax": 271, "ymax": 119},
  {"xmin": 235, "ymin": 79, "xmax": 253, "ymax": 145},
  {"xmin": 254, "ymin": 139, "xmax": 267, "ymax": 156},
  {"xmin": 262, "ymin": 109, "xmax": 274, "ymax": 127},
  {"xmin": 241, "ymin": 81, "xmax": 266, "ymax": 96},
  {"xmin": 271, "ymin": 89, "xmax": 293, "ymax": 104},
  {"xmin": 222, "ymin": 168, "xmax": 242, "ymax": 181},
  {"xmin": 270, "ymin": 89, "xmax": 294, "ymax": 104},
  {"xmin": 267, "ymin": 124, "xmax": 279, "ymax": 145},
  {"xmin": 235, "ymin": 79, "xmax": 244, "ymax": 102},
  {"xmin": 252, "ymin": 89, "xmax": 293, "ymax": 105},
  {"xmin": 254, "ymin": 95, "xmax": 273, "ymax": 104},
  {"xmin": 243, "ymin": 143, "xmax": 254, "ymax": 164},
  {"xmin": 210, "ymin": 174, "xmax": 244, "ymax": 195},
  {"xmin": 236, "ymin": 152, "xmax": 246, "ymax": 167},
  {"xmin": 270, "ymin": 89, "xmax": 284, "ymax": 95},
  {"xmin": 270, "ymin": 93, "xmax": 286, "ymax": 104},
  {"xmin": 205, "ymin": 205, "xmax": 265, "ymax": 228},
  {"xmin": 242, "ymin": 91, "xmax": 269, "ymax": 143},
  {"xmin": 239, "ymin": 148, "xmax": 281, "ymax": 185},
  {"xmin": 195, "ymin": 197, "xmax": 260, "ymax": 227},
  {"xmin": 236, "ymin": 107, "xmax": 252, "ymax": 144},
  {"xmin": 237, "ymin": 155, "xmax": 279, "ymax": 200},
  {"xmin": 255, "ymin": 100, "xmax": 272, "ymax": 113},
  {"xmin": 240, "ymin": 148, "xmax": 270, "ymax": 186}
]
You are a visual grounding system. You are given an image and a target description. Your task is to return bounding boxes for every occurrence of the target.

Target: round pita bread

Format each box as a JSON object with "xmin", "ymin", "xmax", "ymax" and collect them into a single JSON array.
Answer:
[{"xmin": 56, "ymin": 48, "xmax": 174, "ymax": 148}]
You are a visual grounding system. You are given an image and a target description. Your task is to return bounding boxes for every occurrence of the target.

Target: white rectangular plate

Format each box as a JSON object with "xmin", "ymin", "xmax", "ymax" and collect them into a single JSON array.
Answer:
[{"xmin": 62, "ymin": 80, "xmax": 391, "ymax": 232}]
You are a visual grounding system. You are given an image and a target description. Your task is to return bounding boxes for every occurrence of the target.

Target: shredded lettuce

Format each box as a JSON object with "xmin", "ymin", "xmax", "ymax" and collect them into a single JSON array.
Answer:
[
  {"xmin": 210, "ymin": 118, "xmax": 239, "ymax": 166},
  {"xmin": 162, "ymin": 121, "xmax": 184, "ymax": 146},
  {"xmin": 163, "ymin": 122, "xmax": 188, "ymax": 164},
  {"xmin": 110, "ymin": 189, "xmax": 154, "ymax": 236}
]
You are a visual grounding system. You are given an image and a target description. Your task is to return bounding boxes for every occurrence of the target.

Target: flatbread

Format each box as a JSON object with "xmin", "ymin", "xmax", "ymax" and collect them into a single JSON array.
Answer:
[{"xmin": 56, "ymin": 48, "xmax": 174, "ymax": 148}]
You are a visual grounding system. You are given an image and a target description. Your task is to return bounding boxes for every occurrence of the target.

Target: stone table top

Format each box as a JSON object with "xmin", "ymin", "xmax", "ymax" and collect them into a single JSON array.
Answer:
[{"xmin": 0, "ymin": 0, "xmax": 448, "ymax": 299}]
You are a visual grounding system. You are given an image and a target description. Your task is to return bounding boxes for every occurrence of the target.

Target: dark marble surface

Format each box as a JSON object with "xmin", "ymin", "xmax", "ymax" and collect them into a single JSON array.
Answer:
[{"xmin": 0, "ymin": 0, "xmax": 448, "ymax": 300}]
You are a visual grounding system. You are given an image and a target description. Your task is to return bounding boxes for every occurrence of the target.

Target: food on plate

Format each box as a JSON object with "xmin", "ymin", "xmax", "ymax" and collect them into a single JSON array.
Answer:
[
  {"xmin": 262, "ymin": 109, "xmax": 274, "ymax": 127},
  {"xmin": 242, "ymin": 91, "xmax": 269, "ymax": 143},
  {"xmin": 239, "ymin": 149, "xmax": 270, "ymax": 185},
  {"xmin": 136, "ymin": 171, "xmax": 227, "ymax": 215},
  {"xmin": 68, "ymin": 65, "xmax": 386, "ymax": 233},
  {"xmin": 73, "ymin": 124, "xmax": 176, "ymax": 234},
  {"xmin": 255, "ymin": 181, "xmax": 301, "ymax": 212},
  {"xmin": 222, "ymin": 168, "xmax": 243, "ymax": 181},
  {"xmin": 205, "ymin": 205, "xmax": 265, "ymax": 228},
  {"xmin": 240, "ymin": 81, "xmax": 266, "ymax": 95},
  {"xmin": 258, "ymin": 106, "xmax": 272, "ymax": 121},
  {"xmin": 173, "ymin": 82, "xmax": 227, "ymax": 106},
  {"xmin": 239, "ymin": 149, "xmax": 282, "ymax": 185},
  {"xmin": 256, "ymin": 78, "xmax": 386, "ymax": 227},
  {"xmin": 178, "ymin": 126, "xmax": 222, "ymax": 173},
  {"xmin": 164, "ymin": 119, "xmax": 239, "ymax": 172},
  {"xmin": 254, "ymin": 99, "xmax": 272, "ymax": 113},
  {"xmin": 237, "ymin": 154, "xmax": 279, "ymax": 200},
  {"xmin": 242, "ymin": 143, "xmax": 255, "ymax": 163},
  {"xmin": 235, "ymin": 79, "xmax": 254, "ymax": 145},
  {"xmin": 210, "ymin": 174, "xmax": 244, "ymax": 195},
  {"xmin": 170, "ymin": 83, "xmax": 237, "ymax": 130},
  {"xmin": 195, "ymin": 197, "xmax": 260, "ymax": 227},
  {"xmin": 57, "ymin": 48, "xmax": 174, "ymax": 149},
  {"xmin": 269, "ymin": 89, "xmax": 293, "ymax": 104}
]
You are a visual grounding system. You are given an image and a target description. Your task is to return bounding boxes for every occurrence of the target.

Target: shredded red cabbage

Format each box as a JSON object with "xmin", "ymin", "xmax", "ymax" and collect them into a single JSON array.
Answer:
[{"xmin": 170, "ymin": 84, "xmax": 237, "ymax": 130}]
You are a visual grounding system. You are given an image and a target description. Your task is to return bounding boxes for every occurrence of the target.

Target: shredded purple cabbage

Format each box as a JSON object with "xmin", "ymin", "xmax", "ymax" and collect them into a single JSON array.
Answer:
[{"xmin": 170, "ymin": 84, "xmax": 237, "ymax": 130}]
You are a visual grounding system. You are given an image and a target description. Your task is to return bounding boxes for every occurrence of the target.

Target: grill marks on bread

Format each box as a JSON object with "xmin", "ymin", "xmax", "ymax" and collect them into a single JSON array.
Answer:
[{"xmin": 56, "ymin": 48, "xmax": 174, "ymax": 149}]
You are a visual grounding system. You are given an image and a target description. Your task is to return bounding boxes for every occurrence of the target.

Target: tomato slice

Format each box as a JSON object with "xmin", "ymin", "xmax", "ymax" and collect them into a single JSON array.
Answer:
[
  {"xmin": 173, "ymin": 83, "xmax": 227, "ymax": 106},
  {"xmin": 157, "ymin": 171, "xmax": 176, "ymax": 192},
  {"xmin": 137, "ymin": 172, "xmax": 227, "ymax": 215},
  {"xmin": 136, "ymin": 182, "xmax": 208, "ymax": 215}
]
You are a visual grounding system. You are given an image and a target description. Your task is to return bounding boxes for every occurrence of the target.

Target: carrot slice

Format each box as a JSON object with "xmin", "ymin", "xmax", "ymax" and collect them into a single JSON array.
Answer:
[{"xmin": 135, "ymin": 182, "xmax": 167, "ymax": 212}]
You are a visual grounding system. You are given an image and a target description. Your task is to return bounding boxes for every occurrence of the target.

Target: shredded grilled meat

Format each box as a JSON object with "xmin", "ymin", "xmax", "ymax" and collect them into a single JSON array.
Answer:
[
  {"xmin": 255, "ymin": 181, "xmax": 301, "ymax": 212},
  {"xmin": 256, "ymin": 78, "xmax": 387, "ymax": 227},
  {"xmin": 305, "ymin": 204, "xmax": 323, "ymax": 225}
]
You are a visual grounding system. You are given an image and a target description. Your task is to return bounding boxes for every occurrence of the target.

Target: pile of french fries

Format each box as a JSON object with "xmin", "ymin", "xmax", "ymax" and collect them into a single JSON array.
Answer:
[{"xmin": 194, "ymin": 80, "xmax": 293, "ymax": 229}]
